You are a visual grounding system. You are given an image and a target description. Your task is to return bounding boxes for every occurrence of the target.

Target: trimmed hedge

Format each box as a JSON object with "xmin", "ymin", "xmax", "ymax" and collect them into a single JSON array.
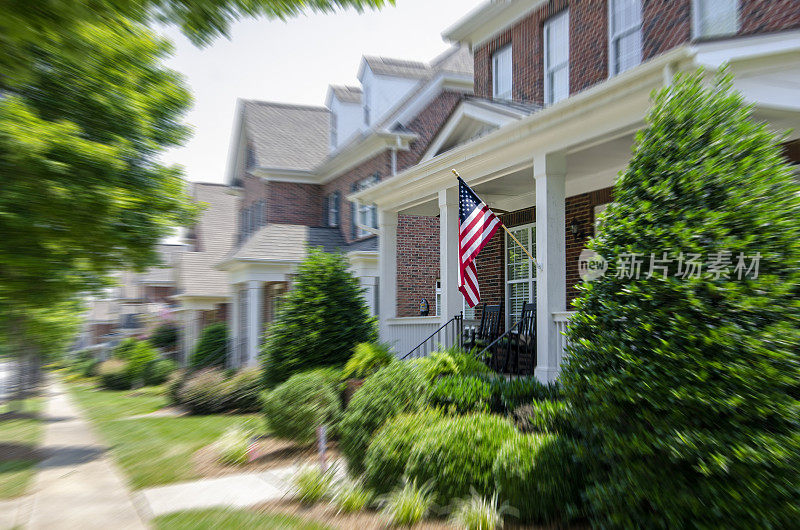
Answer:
[
  {"xmin": 176, "ymin": 369, "xmax": 227, "ymax": 414},
  {"xmin": 225, "ymin": 368, "xmax": 264, "ymax": 413},
  {"xmin": 363, "ymin": 409, "xmax": 444, "ymax": 494},
  {"xmin": 98, "ymin": 359, "xmax": 134, "ymax": 390},
  {"xmin": 339, "ymin": 361, "xmax": 429, "ymax": 474},
  {"xmin": 143, "ymin": 359, "xmax": 178, "ymax": 386},
  {"xmin": 405, "ymin": 413, "xmax": 516, "ymax": 503},
  {"xmin": 493, "ymin": 432, "xmax": 583, "ymax": 523},
  {"xmin": 428, "ymin": 375, "xmax": 494, "ymax": 414},
  {"xmin": 263, "ymin": 369, "xmax": 340, "ymax": 445},
  {"xmin": 190, "ymin": 322, "xmax": 228, "ymax": 370}
]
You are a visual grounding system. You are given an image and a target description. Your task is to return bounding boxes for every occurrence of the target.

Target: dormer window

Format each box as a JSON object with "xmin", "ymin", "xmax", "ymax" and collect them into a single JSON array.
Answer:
[
  {"xmin": 544, "ymin": 10, "xmax": 569, "ymax": 105},
  {"xmin": 609, "ymin": 0, "xmax": 642, "ymax": 76},
  {"xmin": 492, "ymin": 45, "xmax": 513, "ymax": 100},
  {"xmin": 692, "ymin": 0, "xmax": 738, "ymax": 39},
  {"xmin": 330, "ymin": 112, "xmax": 338, "ymax": 149}
]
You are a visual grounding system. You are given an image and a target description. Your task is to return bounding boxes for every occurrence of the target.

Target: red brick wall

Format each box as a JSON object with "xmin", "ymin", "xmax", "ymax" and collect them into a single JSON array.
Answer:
[
  {"xmin": 396, "ymin": 215, "xmax": 440, "ymax": 317},
  {"xmin": 265, "ymin": 181, "xmax": 323, "ymax": 226},
  {"xmin": 474, "ymin": 0, "xmax": 800, "ymax": 103}
]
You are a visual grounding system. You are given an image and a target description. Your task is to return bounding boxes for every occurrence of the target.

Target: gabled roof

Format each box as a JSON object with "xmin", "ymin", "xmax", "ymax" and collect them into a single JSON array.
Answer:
[
  {"xmin": 430, "ymin": 45, "xmax": 474, "ymax": 77},
  {"xmin": 241, "ymin": 100, "xmax": 330, "ymax": 171},
  {"xmin": 177, "ymin": 183, "xmax": 237, "ymax": 299},
  {"xmin": 362, "ymin": 56, "xmax": 431, "ymax": 79},
  {"xmin": 330, "ymin": 85, "xmax": 363, "ymax": 104}
]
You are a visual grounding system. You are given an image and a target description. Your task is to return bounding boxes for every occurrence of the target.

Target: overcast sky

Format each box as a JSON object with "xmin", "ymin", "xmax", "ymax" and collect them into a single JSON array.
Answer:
[{"xmin": 159, "ymin": 0, "xmax": 484, "ymax": 184}]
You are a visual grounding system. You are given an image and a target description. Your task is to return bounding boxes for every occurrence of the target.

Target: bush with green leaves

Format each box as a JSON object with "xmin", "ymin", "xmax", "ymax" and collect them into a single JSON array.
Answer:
[
  {"xmin": 190, "ymin": 322, "xmax": 228, "ymax": 370},
  {"xmin": 363, "ymin": 409, "xmax": 444, "ymax": 494},
  {"xmin": 512, "ymin": 400, "xmax": 572, "ymax": 435},
  {"xmin": 340, "ymin": 342, "xmax": 394, "ymax": 381},
  {"xmin": 263, "ymin": 369, "xmax": 341, "ymax": 445},
  {"xmin": 497, "ymin": 377, "xmax": 561, "ymax": 412},
  {"xmin": 224, "ymin": 368, "xmax": 264, "ymax": 412},
  {"xmin": 150, "ymin": 322, "xmax": 180, "ymax": 351},
  {"xmin": 405, "ymin": 413, "xmax": 516, "ymax": 503},
  {"xmin": 111, "ymin": 337, "xmax": 137, "ymax": 360},
  {"xmin": 261, "ymin": 249, "xmax": 377, "ymax": 387},
  {"xmin": 339, "ymin": 361, "xmax": 429, "ymax": 474},
  {"xmin": 98, "ymin": 359, "xmax": 134, "ymax": 390},
  {"xmin": 428, "ymin": 375, "xmax": 494, "ymax": 414},
  {"xmin": 416, "ymin": 345, "xmax": 491, "ymax": 382},
  {"xmin": 176, "ymin": 368, "xmax": 227, "ymax": 414},
  {"xmin": 125, "ymin": 339, "xmax": 159, "ymax": 384},
  {"xmin": 493, "ymin": 432, "xmax": 583, "ymax": 524},
  {"xmin": 143, "ymin": 359, "xmax": 178, "ymax": 386},
  {"xmin": 379, "ymin": 479, "xmax": 435, "ymax": 527},
  {"xmin": 561, "ymin": 72, "xmax": 800, "ymax": 528}
]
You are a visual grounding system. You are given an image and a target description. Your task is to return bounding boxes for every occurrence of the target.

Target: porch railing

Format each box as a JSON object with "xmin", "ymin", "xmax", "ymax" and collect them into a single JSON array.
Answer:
[
  {"xmin": 553, "ymin": 311, "xmax": 576, "ymax": 361},
  {"xmin": 401, "ymin": 313, "xmax": 464, "ymax": 360}
]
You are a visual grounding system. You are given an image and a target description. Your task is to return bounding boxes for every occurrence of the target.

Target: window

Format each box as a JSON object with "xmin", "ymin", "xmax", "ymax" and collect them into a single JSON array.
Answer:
[
  {"xmin": 351, "ymin": 175, "xmax": 379, "ymax": 238},
  {"xmin": 435, "ymin": 279, "xmax": 441, "ymax": 317},
  {"xmin": 609, "ymin": 0, "xmax": 642, "ymax": 76},
  {"xmin": 505, "ymin": 224, "xmax": 536, "ymax": 326},
  {"xmin": 435, "ymin": 279, "xmax": 476, "ymax": 320},
  {"xmin": 492, "ymin": 45, "xmax": 513, "ymax": 100},
  {"xmin": 544, "ymin": 11, "xmax": 569, "ymax": 105},
  {"xmin": 326, "ymin": 192, "xmax": 340, "ymax": 227},
  {"xmin": 330, "ymin": 112, "xmax": 338, "ymax": 149},
  {"xmin": 693, "ymin": 0, "xmax": 738, "ymax": 39},
  {"xmin": 363, "ymin": 86, "xmax": 371, "ymax": 126}
]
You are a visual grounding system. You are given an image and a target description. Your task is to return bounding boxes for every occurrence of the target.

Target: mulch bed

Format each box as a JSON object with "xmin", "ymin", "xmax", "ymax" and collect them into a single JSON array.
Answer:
[
  {"xmin": 0, "ymin": 442, "xmax": 40, "ymax": 463},
  {"xmin": 193, "ymin": 437, "xmax": 342, "ymax": 478}
]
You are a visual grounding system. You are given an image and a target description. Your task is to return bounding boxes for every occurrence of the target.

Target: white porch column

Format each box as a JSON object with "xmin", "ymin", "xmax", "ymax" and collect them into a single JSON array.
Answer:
[
  {"xmin": 534, "ymin": 152, "xmax": 567, "ymax": 383},
  {"xmin": 180, "ymin": 309, "xmax": 198, "ymax": 366},
  {"xmin": 378, "ymin": 209, "xmax": 398, "ymax": 334},
  {"xmin": 246, "ymin": 280, "xmax": 263, "ymax": 367},
  {"xmin": 438, "ymin": 186, "xmax": 462, "ymax": 322},
  {"xmin": 228, "ymin": 286, "xmax": 240, "ymax": 368}
]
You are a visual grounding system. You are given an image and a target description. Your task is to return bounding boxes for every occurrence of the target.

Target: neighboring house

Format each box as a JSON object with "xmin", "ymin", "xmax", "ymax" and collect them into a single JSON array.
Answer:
[
  {"xmin": 174, "ymin": 182, "xmax": 237, "ymax": 362},
  {"xmin": 81, "ymin": 244, "xmax": 184, "ymax": 353},
  {"xmin": 351, "ymin": 0, "xmax": 800, "ymax": 380},
  {"xmin": 220, "ymin": 45, "xmax": 474, "ymax": 368}
]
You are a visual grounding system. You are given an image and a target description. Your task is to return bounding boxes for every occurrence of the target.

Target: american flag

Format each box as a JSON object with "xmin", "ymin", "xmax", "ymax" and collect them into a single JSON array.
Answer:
[{"xmin": 458, "ymin": 176, "xmax": 501, "ymax": 308}]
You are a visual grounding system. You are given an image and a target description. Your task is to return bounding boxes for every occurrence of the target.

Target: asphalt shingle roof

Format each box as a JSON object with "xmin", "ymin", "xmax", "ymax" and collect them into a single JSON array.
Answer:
[
  {"xmin": 330, "ymin": 85, "xmax": 363, "ymax": 104},
  {"xmin": 226, "ymin": 225, "xmax": 374, "ymax": 264},
  {"xmin": 364, "ymin": 56, "xmax": 431, "ymax": 79},
  {"xmin": 242, "ymin": 101, "xmax": 330, "ymax": 171},
  {"xmin": 178, "ymin": 183, "xmax": 237, "ymax": 298}
]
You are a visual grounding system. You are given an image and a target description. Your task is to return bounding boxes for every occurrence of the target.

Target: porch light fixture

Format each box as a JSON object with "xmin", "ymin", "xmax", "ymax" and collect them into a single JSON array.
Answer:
[{"xmin": 570, "ymin": 218, "xmax": 584, "ymax": 241}]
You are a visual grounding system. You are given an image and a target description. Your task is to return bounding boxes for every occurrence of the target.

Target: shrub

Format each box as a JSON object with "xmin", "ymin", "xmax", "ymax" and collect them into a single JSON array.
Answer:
[
  {"xmin": 513, "ymin": 400, "xmax": 571, "ymax": 434},
  {"xmin": 143, "ymin": 359, "xmax": 177, "ymax": 386},
  {"xmin": 150, "ymin": 322, "xmax": 179, "ymax": 351},
  {"xmin": 450, "ymin": 492, "xmax": 509, "ymax": 530},
  {"xmin": 339, "ymin": 361, "xmax": 429, "ymax": 474},
  {"xmin": 497, "ymin": 377, "xmax": 561, "ymax": 412},
  {"xmin": 263, "ymin": 369, "xmax": 340, "ymax": 445},
  {"xmin": 111, "ymin": 337, "xmax": 137, "ymax": 360},
  {"xmin": 126, "ymin": 340, "xmax": 159, "ymax": 384},
  {"xmin": 379, "ymin": 479, "xmax": 435, "ymax": 527},
  {"xmin": 215, "ymin": 424, "xmax": 254, "ymax": 466},
  {"xmin": 77, "ymin": 358, "xmax": 100, "ymax": 378},
  {"xmin": 406, "ymin": 413, "xmax": 516, "ymax": 503},
  {"xmin": 224, "ymin": 368, "xmax": 263, "ymax": 412},
  {"xmin": 190, "ymin": 322, "xmax": 228, "ymax": 370},
  {"xmin": 166, "ymin": 370, "xmax": 186, "ymax": 405},
  {"xmin": 560, "ymin": 73, "xmax": 800, "ymax": 528},
  {"xmin": 493, "ymin": 433, "xmax": 582, "ymax": 523},
  {"xmin": 340, "ymin": 342, "xmax": 394, "ymax": 381},
  {"xmin": 98, "ymin": 359, "xmax": 134, "ymax": 390},
  {"xmin": 291, "ymin": 466, "xmax": 336, "ymax": 505},
  {"xmin": 416, "ymin": 345, "xmax": 491, "ymax": 382},
  {"xmin": 428, "ymin": 375, "xmax": 494, "ymax": 414},
  {"xmin": 261, "ymin": 249, "xmax": 377, "ymax": 387},
  {"xmin": 177, "ymin": 368, "xmax": 227, "ymax": 414},
  {"xmin": 331, "ymin": 479, "xmax": 373, "ymax": 514},
  {"xmin": 363, "ymin": 409, "xmax": 444, "ymax": 494}
]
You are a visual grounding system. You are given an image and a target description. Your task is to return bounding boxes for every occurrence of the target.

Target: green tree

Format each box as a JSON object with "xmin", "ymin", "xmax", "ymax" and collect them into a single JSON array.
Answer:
[
  {"xmin": 262, "ymin": 249, "xmax": 376, "ymax": 386},
  {"xmin": 561, "ymin": 72, "xmax": 800, "ymax": 528}
]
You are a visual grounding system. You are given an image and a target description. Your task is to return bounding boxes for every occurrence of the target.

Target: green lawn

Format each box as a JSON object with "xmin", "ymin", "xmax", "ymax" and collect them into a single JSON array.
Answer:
[
  {"xmin": 0, "ymin": 398, "xmax": 43, "ymax": 499},
  {"xmin": 153, "ymin": 508, "xmax": 332, "ymax": 530},
  {"xmin": 68, "ymin": 384, "xmax": 260, "ymax": 489}
]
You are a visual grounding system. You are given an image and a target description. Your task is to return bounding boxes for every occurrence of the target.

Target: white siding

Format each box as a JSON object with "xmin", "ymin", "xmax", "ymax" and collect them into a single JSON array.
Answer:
[{"xmin": 360, "ymin": 65, "xmax": 419, "ymax": 129}]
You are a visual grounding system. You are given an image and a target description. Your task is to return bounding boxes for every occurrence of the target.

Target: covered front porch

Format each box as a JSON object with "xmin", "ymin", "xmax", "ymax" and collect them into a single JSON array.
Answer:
[{"xmin": 353, "ymin": 34, "xmax": 800, "ymax": 381}]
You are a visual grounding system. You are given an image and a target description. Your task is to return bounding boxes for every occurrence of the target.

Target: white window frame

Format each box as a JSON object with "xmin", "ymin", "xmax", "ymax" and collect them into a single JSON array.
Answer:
[
  {"xmin": 608, "ymin": 0, "xmax": 643, "ymax": 77},
  {"xmin": 543, "ymin": 10, "xmax": 570, "ymax": 106},
  {"xmin": 352, "ymin": 175, "xmax": 379, "ymax": 238},
  {"xmin": 492, "ymin": 44, "xmax": 513, "ymax": 100},
  {"xmin": 692, "ymin": 0, "xmax": 739, "ymax": 39},
  {"xmin": 327, "ymin": 193, "xmax": 339, "ymax": 227},
  {"xmin": 435, "ymin": 279, "xmax": 441, "ymax": 317},
  {"xmin": 504, "ymin": 223, "xmax": 536, "ymax": 327},
  {"xmin": 435, "ymin": 278, "xmax": 476, "ymax": 320}
]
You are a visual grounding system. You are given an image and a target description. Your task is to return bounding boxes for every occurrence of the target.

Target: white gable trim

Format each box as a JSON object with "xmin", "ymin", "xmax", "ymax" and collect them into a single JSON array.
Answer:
[{"xmin": 443, "ymin": 0, "xmax": 547, "ymax": 48}]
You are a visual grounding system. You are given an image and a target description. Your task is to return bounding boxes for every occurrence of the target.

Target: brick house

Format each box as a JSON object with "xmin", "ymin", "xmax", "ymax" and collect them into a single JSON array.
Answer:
[
  {"xmin": 219, "ymin": 45, "xmax": 473, "ymax": 367},
  {"xmin": 351, "ymin": 0, "xmax": 800, "ymax": 381}
]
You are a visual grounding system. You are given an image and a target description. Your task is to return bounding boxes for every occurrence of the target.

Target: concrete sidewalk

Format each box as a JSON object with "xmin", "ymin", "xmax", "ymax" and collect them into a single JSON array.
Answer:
[{"xmin": 25, "ymin": 380, "xmax": 146, "ymax": 529}]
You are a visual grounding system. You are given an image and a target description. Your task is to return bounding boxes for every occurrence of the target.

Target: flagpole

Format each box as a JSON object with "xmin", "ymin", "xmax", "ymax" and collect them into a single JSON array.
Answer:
[{"xmin": 451, "ymin": 169, "xmax": 537, "ymax": 265}]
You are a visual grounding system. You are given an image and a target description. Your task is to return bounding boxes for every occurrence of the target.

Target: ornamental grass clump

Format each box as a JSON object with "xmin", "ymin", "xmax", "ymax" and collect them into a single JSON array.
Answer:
[
  {"xmin": 450, "ymin": 491, "xmax": 510, "ymax": 530},
  {"xmin": 291, "ymin": 466, "xmax": 337, "ymax": 505},
  {"xmin": 330, "ymin": 479, "xmax": 373, "ymax": 514},
  {"xmin": 561, "ymin": 71, "xmax": 800, "ymax": 528},
  {"xmin": 214, "ymin": 424, "xmax": 254, "ymax": 466},
  {"xmin": 379, "ymin": 479, "xmax": 436, "ymax": 527}
]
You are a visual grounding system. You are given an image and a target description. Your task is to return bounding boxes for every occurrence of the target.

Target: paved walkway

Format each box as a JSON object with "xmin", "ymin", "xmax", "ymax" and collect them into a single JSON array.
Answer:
[
  {"xmin": 136, "ymin": 466, "xmax": 297, "ymax": 518},
  {"xmin": 25, "ymin": 380, "xmax": 146, "ymax": 529}
]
